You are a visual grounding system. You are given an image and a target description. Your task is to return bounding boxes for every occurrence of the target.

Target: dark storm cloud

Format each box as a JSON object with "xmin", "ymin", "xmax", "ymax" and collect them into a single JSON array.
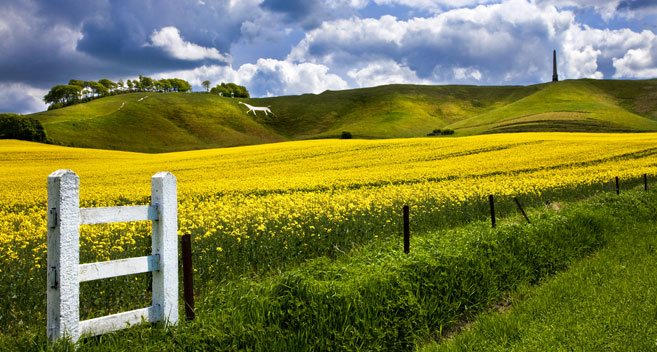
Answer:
[
  {"xmin": 617, "ymin": 0, "xmax": 657, "ymax": 11},
  {"xmin": 0, "ymin": 84, "xmax": 47, "ymax": 115},
  {"xmin": 1, "ymin": 0, "xmax": 247, "ymax": 89},
  {"xmin": 75, "ymin": 0, "xmax": 239, "ymax": 70},
  {"xmin": 33, "ymin": 0, "xmax": 105, "ymax": 26},
  {"xmin": 0, "ymin": 0, "xmax": 264, "ymax": 113},
  {"xmin": 260, "ymin": 0, "xmax": 335, "ymax": 29}
]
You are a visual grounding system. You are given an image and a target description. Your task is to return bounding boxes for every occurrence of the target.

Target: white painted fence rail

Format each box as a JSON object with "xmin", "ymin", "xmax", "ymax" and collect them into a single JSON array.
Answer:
[{"xmin": 47, "ymin": 170, "xmax": 178, "ymax": 342}]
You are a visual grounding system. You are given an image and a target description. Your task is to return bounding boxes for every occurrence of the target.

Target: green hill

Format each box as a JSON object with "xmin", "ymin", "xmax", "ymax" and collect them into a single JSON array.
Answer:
[
  {"xmin": 28, "ymin": 79, "xmax": 657, "ymax": 152},
  {"xmin": 30, "ymin": 93, "xmax": 286, "ymax": 152}
]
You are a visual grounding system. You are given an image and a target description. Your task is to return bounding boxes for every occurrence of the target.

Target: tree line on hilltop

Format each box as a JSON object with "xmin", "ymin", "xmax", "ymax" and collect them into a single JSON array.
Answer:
[
  {"xmin": 201, "ymin": 81, "xmax": 250, "ymax": 98},
  {"xmin": 44, "ymin": 76, "xmax": 251, "ymax": 110},
  {"xmin": 43, "ymin": 75, "xmax": 193, "ymax": 110}
]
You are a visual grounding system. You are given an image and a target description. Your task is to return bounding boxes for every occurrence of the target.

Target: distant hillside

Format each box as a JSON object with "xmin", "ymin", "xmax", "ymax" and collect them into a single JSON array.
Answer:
[
  {"xmin": 28, "ymin": 79, "xmax": 657, "ymax": 152},
  {"xmin": 30, "ymin": 93, "xmax": 286, "ymax": 152}
]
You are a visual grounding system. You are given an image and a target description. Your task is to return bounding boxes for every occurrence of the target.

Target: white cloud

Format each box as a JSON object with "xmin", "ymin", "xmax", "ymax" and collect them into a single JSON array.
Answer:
[
  {"xmin": 325, "ymin": 0, "xmax": 370, "ymax": 9},
  {"xmin": 373, "ymin": 0, "xmax": 494, "ymax": 10},
  {"xmin": 561, "ymin": 26, "xmax": 657, "ymax": 79},
  {"xmin": 347, "ymin": 60, "xmax": 430, "ymax": 86},
  {"xmin": 287, "ymin": 0, "xmax": 657, "ymax": 85},
  {"xmin": 289, "ymin": 1, "xmax": 573, "ymax": 83},
  {"xmin": 453, "ymin": 67, "xmax": 482, "ymax": 81},
  {"xmin": 613, "ymin": 37, "xmax": 657, "ymax": 78},
  {"xmin": 155, "ymin": 59, "xmax": 348, "ymax": 97},
  {"xmin": 147, "ymin": 26, "xmax": 231, "ymax": 63}
]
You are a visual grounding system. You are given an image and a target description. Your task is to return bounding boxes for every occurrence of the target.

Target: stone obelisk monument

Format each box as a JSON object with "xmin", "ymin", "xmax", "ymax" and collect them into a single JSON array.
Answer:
[{"xmin": 552, "ymin": 49, "xmax": 559, "ymax": 82}]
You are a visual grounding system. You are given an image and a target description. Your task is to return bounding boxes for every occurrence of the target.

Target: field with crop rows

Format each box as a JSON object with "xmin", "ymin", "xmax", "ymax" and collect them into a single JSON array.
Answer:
[{"xmin": 2, "ymin": 132, "xmax": 657, "ymax": 347}]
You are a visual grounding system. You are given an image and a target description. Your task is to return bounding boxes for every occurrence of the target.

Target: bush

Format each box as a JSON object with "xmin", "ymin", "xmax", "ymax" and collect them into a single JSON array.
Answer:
[
  {"xmin": 433, "ymin": 129, "xmax": 441, "ymax": 134},
  {"xmin": 341, "ymin": 131, "xmax": 352, "ymax": 139},
  {"xmin": 0, "ymin": 113, "xmax": 47, "ymax": 142},
  {"xmin": 442, "ymin": 128, "xmax": 455, "ymax": 135}
]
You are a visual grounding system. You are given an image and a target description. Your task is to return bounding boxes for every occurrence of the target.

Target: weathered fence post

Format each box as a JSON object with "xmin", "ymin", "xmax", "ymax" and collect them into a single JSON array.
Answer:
[
  {"xmin": 489, "ymin": 195, "xmax": 496, "ymax": 228},
  {"xmin": 645, "ymin": 174, "xmax": 648, "ymax": 192},
  {"xmin": 181, "ymin": 234, "xmax": 195, "ymax": 321},
  {"xmin": 403, "ymin": 205, "xmax": 410, "ymax": 254},
  {"xmin": 513, "ymin": 197, "xmax": 531, "ymax": 224},
  {"xmin": 151, "ymin": 172, "xmax": 178, "ymax": 325},
  {"xmin": 615, "ymin": 176, "xmax": 620, "ymax": 195},
  {"xmin": 47, "ymin": 170, "xmax": 81, "ymax": 341},
  {"xmin": 47, "ymin": 170, "xmax": 178, "ymax": 343}
]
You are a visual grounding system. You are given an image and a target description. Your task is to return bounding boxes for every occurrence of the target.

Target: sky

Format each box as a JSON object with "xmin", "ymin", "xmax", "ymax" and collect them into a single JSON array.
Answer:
[{"xmin": 2, "ymin": 0, "xmax": 657, "ymax": 114}]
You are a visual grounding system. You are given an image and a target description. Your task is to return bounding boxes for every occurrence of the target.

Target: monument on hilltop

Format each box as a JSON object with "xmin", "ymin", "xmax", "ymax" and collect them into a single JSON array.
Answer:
[{"xmin": 552, "ymin": 50, "xmax": 559, "ymax": 82}]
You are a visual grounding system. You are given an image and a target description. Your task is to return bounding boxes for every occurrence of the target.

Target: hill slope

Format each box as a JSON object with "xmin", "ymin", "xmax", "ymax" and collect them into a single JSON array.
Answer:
[
  {"xmin": 31, "ymin": 93, "xmax": 286, "ymax": 152},
  {"xmin": 28, "ymin": 79, "xmax": 657, "ymax": 152}
]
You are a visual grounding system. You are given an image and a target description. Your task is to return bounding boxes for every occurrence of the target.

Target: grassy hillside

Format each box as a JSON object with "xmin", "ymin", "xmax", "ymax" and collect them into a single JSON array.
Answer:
[
  {"xmin": 31, "ymin": 92, "xmax": 286, "ymax": 152},
  {"xmin": 251, "ymin": 84, "xmax": 536, "ymax": 139},
  {"xmin": 448, "ymin": 79, "xmax": 657, "ymax": 134},
  {"xmin": 27, "ymin": 79, "xmax": 657, "ymax": 152}
]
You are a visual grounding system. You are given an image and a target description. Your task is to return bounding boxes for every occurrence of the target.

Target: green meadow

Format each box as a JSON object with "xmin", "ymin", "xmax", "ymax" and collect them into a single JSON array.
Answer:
[{"xmin": 28, "ymin": 79, "xmax": 657, "ymax": 153}]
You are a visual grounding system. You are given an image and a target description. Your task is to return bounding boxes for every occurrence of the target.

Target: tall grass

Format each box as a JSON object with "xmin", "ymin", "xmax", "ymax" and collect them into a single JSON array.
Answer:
[{"xmin": 8, "ymin": 188, "xmax": 656, "ymax": 351}]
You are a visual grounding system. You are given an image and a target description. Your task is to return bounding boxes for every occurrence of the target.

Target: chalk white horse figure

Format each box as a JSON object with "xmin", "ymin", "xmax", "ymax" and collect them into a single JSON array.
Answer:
[{"xmin": 238, "ymin": 102, "xmax": 272, "ymax": 116}]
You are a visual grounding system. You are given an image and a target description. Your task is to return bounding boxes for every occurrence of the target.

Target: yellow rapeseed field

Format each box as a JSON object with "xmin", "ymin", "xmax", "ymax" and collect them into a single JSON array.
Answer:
[{"xmin": 2, "ymin": 132, "xmax": 657, "ymax": 282}]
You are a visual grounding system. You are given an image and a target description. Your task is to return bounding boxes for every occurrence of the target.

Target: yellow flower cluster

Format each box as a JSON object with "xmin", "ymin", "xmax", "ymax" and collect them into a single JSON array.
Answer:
[{"xmin": 2, "ymin": 132, "xmax": 657, "ymax": 273}]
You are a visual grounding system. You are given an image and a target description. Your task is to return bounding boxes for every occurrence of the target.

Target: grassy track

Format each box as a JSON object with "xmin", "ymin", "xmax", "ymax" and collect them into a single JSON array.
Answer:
[
  {"xmin": 27, "ymin": 79, "xmax": 657, "ymax": 152},
  {"xmin": 424, "ymin": 202, "xmax": 657, "ymax": 351}
]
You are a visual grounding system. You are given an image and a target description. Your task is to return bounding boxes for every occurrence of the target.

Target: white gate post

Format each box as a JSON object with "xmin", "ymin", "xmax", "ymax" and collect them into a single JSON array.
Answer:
[
  {"xmin": 47, "ymin": 169, "xmax": 80, "ymax": 341},
  {"xmin": 151, "ymin": 172, "xmax": 178, "ymax": 325}
]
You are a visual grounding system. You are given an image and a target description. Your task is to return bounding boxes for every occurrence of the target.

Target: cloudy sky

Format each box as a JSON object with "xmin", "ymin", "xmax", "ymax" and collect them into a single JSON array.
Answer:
[{"xmin": 2, "ymin": 0, "xmax": 657, "ymax": 114}]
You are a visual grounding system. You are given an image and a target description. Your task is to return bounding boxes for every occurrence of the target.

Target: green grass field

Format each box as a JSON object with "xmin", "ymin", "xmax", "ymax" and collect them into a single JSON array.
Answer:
[
  {"xmin": 423, "ymin": 199, "xmax": 657, "ymax": 351},
  {"xmin": 27, "ymin": 79, "xmax": 657, "ymax": 152},
  {"xmin": 6, "ymin": 185, "xmax": 657, "ymax": 351}
]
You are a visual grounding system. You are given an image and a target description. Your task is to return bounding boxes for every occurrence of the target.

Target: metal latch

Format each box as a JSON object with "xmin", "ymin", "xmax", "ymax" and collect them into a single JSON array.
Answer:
[
  {"xmin": 50, "ymin": 266, "xmax": 58, "ymax": 289},
  {"xmin": 48, "ymin": 208, "xmax": 58, "ymax": 228}
]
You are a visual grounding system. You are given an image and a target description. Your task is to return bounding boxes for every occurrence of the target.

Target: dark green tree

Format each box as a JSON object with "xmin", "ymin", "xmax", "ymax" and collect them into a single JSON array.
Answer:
[
  {"xmin": 68, "ymin": 79, "xmax": 85, "ymax": 88},
  {"xmin": 44, "ymin": 85, "xmax": 82, "ymax": 106},
  {"xmin": 139, "ymin": 76, "xmax": 153, "ymax": 91},
  {"xmin": 212, "ymin": 82, "xmax": 249, "ymax": 98},
  {"xmin": 202, "ymin": 80, "xmax": 211, "ymax": 92},
  {"xmin": 88, "ymin": 81, "xmax": 109, "ymax": 97},
  {"xmin": 0, "ymin": 113, "xmax": 47, "ymax": 142},
  {"xmin": 98, "ymin": 79, "xmax": 117, "ymax": 92}
]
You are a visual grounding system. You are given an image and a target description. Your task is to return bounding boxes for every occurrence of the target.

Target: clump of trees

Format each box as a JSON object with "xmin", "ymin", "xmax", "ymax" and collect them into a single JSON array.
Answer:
[
  {"xmin": 43, "ymin": 75, "xmax": 192, "ymax": 110},
  {"xmin": 427, "ymin": 128, "xmax": 455, "ymax": 136},
  {"xmin": 0, "ymin": 113, "xmax": 47, "ymax": 142},
  {"xmin": 210, "ymin": 82, "xmax": 250, "ymax": 98}
]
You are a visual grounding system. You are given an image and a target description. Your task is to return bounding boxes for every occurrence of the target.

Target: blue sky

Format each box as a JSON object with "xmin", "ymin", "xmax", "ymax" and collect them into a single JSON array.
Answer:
[{"xmin": 2, "ymin": 0, "xmax": 657, "ymax": 114}]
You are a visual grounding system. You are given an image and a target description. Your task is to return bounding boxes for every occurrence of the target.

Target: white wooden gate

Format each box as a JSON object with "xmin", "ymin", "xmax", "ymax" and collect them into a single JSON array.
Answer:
[{"xmin": 47, "ymin": 169, "xmax": 178, "ymax": 342}]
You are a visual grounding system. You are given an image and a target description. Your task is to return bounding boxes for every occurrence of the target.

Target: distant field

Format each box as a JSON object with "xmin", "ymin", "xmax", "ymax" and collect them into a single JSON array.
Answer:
[{"xmin": 27, "ymin": 79, "xmax": 657, "ymax": 152}]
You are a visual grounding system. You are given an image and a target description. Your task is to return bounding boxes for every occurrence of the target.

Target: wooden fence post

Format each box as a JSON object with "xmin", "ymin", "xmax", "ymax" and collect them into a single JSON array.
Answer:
[
  {"xmin": 489, "ymin": 195, "xmax": 496, "ymax": 228},
  {"xmin": 645, "ymin": 174, "xmax": 648, "ymax": 192},
  {"xmin": 47, "ymin": 170, "xmax": 81, "ymax": 341},
  {"xmin": 151, "ymin": 172, "xmax": 178, "ymax": 325},
  {"xmin": 513, "ymin": 197, "xmax": 531, "ymax": 224},
  {"xmin": 181, "ymin": 234, "xmax": 195, "ymax": 320},
  {"xmin": 615, "ymin": 176, "xmax": 620, "ymax": 195},
  {"xmin": 403, "ymin": 205, "xmax": 410, "ymax": 254}
]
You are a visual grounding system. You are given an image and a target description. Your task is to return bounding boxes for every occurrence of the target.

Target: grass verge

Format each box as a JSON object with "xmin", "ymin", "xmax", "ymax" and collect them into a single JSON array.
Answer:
[
  {"xmin": 10, "ymin": 189, "xmax": 654, "ymax": 351},
  {"xmin": 422, "ymin": 200, "xmax": 657, "ymax": 351}
]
